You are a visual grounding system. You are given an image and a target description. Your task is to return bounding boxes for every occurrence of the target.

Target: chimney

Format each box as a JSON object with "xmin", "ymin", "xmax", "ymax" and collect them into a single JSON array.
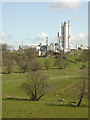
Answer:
[
  {"xmin": 68, "ymin": 20, "xmax": 70, "ymax": 27},
  {"xmin": 46, "ymin": 37, "xmax": 48, "ymax": 46},
  {"xmin": 58, "ymin": 32, "xmax": 59, "ymax": 38}
]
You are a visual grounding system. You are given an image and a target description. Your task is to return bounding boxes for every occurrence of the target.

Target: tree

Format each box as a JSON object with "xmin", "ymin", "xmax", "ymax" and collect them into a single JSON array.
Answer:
[
  {"xmin": 77, "ymin": 65, "xmax": 88, "ymax": 106},
  {"xmin": 15, "ymin": 48, "xmax": 38, "ymax": 73},
  {"xmin": 15, "ymin": 53, "xmax": 29, "ymax": 73},
  {"xmin": 1, "ymin": 43, "xmax": 12, "ymax": 51},
  {"xmin": 21, "ymin": 71, "xmax": 50, "ymax": 101},
  {"xmin": 54, "ymin": 55, "xmax": 68, "ymax": 69},
  {"xmin": 44, "ymin": 59, "xmax": 50, "ymax": 69},
  {"xmin": 24, "ymin": 48, "xmax": 37, "ymax": 60},
  {"xmin": 2, "ymin": 49, "xmax": 14, "ymax": 74},
  {"xmin": 27, "ymin": 59, "xmax": 42, "ymax": 71},
  {"xmin": 1, "ymin": 43, "xmax": 8, "ymax": 51}
]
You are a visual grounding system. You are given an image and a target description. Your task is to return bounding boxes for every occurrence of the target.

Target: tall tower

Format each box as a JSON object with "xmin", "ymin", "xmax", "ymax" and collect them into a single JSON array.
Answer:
[
  {"xmin": 57, "ymin": 32, "xmax": 60, "ymax": 51},
  {"xmin": 68, "ymin": 20, "xmax": 71, "ymax": 49},
  {"xmin": 61, "ymin": 22, "xmax": 64, "ymax": 49},
  {"xmin": 46, "ymin": 37, "xmax": 48, "ymax": 46},
  {"xmin": 61, "ymin": 20, "xmax": 71, "ymax": 52}
]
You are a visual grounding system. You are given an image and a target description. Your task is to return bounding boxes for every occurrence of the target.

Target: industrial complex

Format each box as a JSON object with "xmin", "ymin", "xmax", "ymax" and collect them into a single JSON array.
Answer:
[{"xmin": 19, "ymin": 20, "xmax": 88, "ymax": 56}]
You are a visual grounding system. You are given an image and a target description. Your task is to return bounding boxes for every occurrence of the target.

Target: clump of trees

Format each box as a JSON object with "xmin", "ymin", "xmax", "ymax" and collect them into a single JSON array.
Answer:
[
  {"xmin": 54, "ymin": 55, "xmax": 68, "ymax": 69},
  {"xmin": 2, "ymin": 44, "xmax": 15, "ymax": 74},
  {"xmin": 21, "ymin": 71, "xmax": 50, "ymax": 101},
  {"xmin": 2, "ymin": 43, "xmax": 41, "ymax": 74},
  {"xmin": 2, "ymin": 43, "xmax": 69, "ymax": 73},
  {"xmin": 15, "ymin": 53, "xmax": 29, "ymax": 73},
  {"xmin": 24, "ymin": 48, "xmax": 37, "ymax": 60},
  {"xmin": 15, "ymin": 48, "xmax": 39, "ymax": 73}
]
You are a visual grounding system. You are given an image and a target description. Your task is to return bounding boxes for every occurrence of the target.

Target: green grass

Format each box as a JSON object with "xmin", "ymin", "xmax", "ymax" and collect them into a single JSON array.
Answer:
[
  {"xmin": 2, "ymin": 100, "xmax": 88, "ymax": 118},
  {"xmin": 2, "ymin": 74, "xmax": 28, "ymax": 97},
  {"xmin": 37, "ymin": 57, "xmax": 55, "ymax": 69},
  {"xmin": 2, "ymin": 55, "xmax": 88, "ymax": 118}
]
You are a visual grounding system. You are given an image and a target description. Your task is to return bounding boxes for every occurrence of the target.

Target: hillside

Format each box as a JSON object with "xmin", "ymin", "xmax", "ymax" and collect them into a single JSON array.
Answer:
[{"xmin": 2, "ymin": 53, "xmax": 88, "ymax": 118}]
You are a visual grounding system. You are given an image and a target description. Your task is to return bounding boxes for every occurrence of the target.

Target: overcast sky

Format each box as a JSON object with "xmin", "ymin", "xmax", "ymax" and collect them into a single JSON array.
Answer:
[{"xmin": 0, "ymin": 1, "xmax": 88, "ymax": 49}]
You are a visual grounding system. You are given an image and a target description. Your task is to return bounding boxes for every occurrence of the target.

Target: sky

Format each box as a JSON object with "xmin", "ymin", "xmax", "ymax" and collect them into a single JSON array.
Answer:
[{"xmin": 0, "ymin": 1, "xmax": 88, "ymax": 49}]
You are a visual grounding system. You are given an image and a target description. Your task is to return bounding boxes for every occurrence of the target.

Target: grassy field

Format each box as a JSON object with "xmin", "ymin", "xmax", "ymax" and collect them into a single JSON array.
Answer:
[
  {"xmin": 3, "ymin": 100, "xmax": 88, "ymax": 118},
  {"xmin": 2, "ymin": 54, "xmax": 88, "ymax": 118}
]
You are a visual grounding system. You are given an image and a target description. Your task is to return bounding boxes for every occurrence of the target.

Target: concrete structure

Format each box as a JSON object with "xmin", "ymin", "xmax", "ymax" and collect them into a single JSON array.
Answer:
[
  {"xmin": 61, "ymin": 20, "xmax": 71, "ymax": 52},
  {"xmin": 54, "ymin": 43, "xmax": 58, "ymax": 51}
]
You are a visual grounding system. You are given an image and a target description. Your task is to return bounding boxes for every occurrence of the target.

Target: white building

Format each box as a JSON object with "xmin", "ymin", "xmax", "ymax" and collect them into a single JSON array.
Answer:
[
  {"xmin": 61, "ymin": 20, "xmax": 71, "ymax": 52},
  {"xmin": 35, "ymin": 45, "xmax": 41, "ymax": 51}
]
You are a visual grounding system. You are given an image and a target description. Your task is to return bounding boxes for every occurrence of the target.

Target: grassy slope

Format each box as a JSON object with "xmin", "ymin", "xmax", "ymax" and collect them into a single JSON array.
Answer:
[{"xmin": 2, "ymin": 54, "xmax": 88, "ymax": 118}]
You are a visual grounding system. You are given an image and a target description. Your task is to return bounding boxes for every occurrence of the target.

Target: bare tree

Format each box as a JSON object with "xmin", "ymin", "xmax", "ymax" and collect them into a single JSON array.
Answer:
[
  {"xmin": 21, "ymin": 71, "xmax": 50, "ymax": 101},
  {"xmin": 54, "ymin": 55, "xmax": 68, "ymax": 69},
  {"xmin": 27, "ymin": 59, "xmax": 42, "ymax": 71},
  {"xmin": 15, "ymin": 48, "xmax": 38, "ymax": 73},
  {"xmin": 77, "ymin": 65, "xmax": 88, "ymax": 106},
  {"xmin": 15, "ymin": 53, "xmax": 28, "ymax": 73},
  {"xmin": 1, "ymin": 43, "xmax": 13, "ymax": 51},
  {"xmin": 2, "ymin": 49, "xmax": 14, "ymax": 74},
  {"xmin": 24, "ymin": 48, "xmax": 37, "ymax": 60}
]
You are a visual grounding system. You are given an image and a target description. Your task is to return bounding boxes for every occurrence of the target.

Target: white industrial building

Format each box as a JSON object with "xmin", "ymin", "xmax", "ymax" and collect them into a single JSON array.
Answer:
[{"xmin": 60, "ymin": 20, "xmax": 71, "ymax": 52}]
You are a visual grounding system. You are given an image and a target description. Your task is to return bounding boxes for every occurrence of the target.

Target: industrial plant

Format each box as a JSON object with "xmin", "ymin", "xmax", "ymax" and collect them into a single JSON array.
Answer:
[{"xmin": 19, "ymin": 20, "xmax": 88, "ymax": 56}]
